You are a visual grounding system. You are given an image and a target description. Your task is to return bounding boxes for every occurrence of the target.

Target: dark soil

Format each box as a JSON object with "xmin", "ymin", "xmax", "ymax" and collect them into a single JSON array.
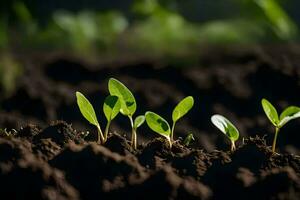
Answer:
[
  {"xmin": 1, "ymin": 44, "xmax": 300, "ymax": 199},
  {"xmin": 1, "ymin": 122, "xmax": 300, "ymax": 199}
]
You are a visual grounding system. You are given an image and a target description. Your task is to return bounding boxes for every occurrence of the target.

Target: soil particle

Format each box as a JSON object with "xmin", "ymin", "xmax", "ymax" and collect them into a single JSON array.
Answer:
[
  {"xmin": 50, "ymin": 142, "xmax": 146, "ymax": 200},
  {"xmin": 128, "ymin": 165, "xmax": 212, "ymax": 200},
  {"xmin": 33, "ymin": 138, "xmax": 62, "ymax": 161},
  {"xmin": 103, "ymin": 133, "xmax": 132, "ymax": 155},
  {"xmin": 0, "ymin": 138, "xmax": 79, "ymax": 200},
  {"xmin": 249, "ymin": 167, "xmax": 300, "ymax": 200},
  {"xmin": 138, "ymin": 137, "xmax": 189, "ymax": 169},
  {"xmin": 171, "ymin": 149, "xmax": 210, "ymax": 179},
  {"xmin": 17, "ymin": 124, "xmax": 41, "ymax": 140},
  {"xmin": 33, "ymin": 121, "xmax": 83, "ymax": 147}
]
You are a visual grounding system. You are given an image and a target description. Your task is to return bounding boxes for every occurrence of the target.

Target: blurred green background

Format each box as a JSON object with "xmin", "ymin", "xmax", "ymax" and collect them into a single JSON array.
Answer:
[
  {"xmin": 0, "ymin": 0, "xmax": 299, "ymax": 56},
  {"xmin": 2, "ymin": 0, "xmax": 299, "ymax": 96}
]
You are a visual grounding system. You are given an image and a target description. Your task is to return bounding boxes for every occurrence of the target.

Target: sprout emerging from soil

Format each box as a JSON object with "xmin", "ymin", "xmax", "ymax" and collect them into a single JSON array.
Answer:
[
  {"xmin": 261, "ymin": 98, "xmax": 300, "ymax": 153},
  {"xmin": 183, "ymin": 133, "xmax": 195, "ymax": 147},
  {"xmin": 211, "ymin": 114, "xmax": 239, "ymax": 151},
  {"xmin": 171, "ymin": 96, "xmax": 194, "ymax": 142},
  {"xmin": 76, "ymin": 92, "xmax": 120, "ymax": 144},
  {"xmin": 145, "ymin": 111, "xmax": 172, "ymax": 148},
  {"xmin": 108, "ymin": 78, "xmax": 144, "ymax": 150},
  {"xmin": 145, "ymin": 96, "xmax": 194, "ymax": 148}
]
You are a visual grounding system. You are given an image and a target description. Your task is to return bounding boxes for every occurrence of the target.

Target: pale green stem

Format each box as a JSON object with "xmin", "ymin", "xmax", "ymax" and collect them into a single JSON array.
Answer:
[
  {"xmin": 97, "ymin": 125, "xmax": 105, "ymax": 144},
  {"xmin": 167, "ymin": 137, "xmax": 172, "ymax": 149},
  {"xmin": 129, "ymin": 116, "xmax": 137, "ymax": 150},
  {"xmin": 104, "ymin": 120, "xmax": 111, "ymax": 142},
  {"xmin": 171, "ymin": 122, "xmax": 176, "ymax": 143},
  {"xmin": 272, "ymin": 127, "xmax": 280, "ymax": 153},
  {"xmin": 231, "ymin": 140, "xmax": 236, "ymax": 152}
]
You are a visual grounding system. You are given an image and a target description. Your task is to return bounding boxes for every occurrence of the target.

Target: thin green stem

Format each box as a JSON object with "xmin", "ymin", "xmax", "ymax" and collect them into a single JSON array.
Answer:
[
  {"xmin": 167, "ymin": 137, "xmax": 172, "ymax": 149},
  {"xmin": 104, "ymin": 120, "xmax": 111, "ymax": 142},
  {"xmin": 231, "ymin": 141, "xmax": 236, "ymax": 152},
  {"xmin": 171, "ymin": 122, "xmax": 176, "ymax": 143},
  {"xmin": 97, "ymin": 125, "xmax": 104, "ymax": 144},
  {"xmin": 272, "ymin": 127, "xmax": 280, "ymax": 153},
  {"xmin": 129, "ymin": 116, "xmax": 137, "ymax": 150}
]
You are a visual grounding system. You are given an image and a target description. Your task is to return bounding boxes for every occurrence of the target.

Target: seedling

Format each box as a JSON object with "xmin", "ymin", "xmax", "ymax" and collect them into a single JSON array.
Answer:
[
  {"xmin": 145, "ymin": 111, "xmax": 172, "ymax": 148},
  {"xmin": 171, "ymin": 96, "xmax": 194, "ymax": 142},
  {"xmin": 108, "ymin": 78, "xmax": 145, "ymax": 150},
  {"xmin": 211, "ymin": 114, "xmax": 239, "ymax": 151},
  {"xmin": 261, "ymin": 98, "xmax": 300, "ymax": 153},
  {"xmin": 76, "ymin": 92, "xmax": 120, "ymax": 144},
  {"xmin": 183, "ymin": 133, "xmax": 195, "ymax": 147},
  {"xmin": 145, "ymin": 96, "xmax": 194, "ymax": 147}
]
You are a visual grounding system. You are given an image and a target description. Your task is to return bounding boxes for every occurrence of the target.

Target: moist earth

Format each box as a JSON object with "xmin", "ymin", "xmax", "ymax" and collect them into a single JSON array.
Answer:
[
  {"xmin": 1, "ymin": 45, "xmax": 300, "ymax": 199},
  {"xmin": 1, "ymin": 122, "xmax": 300, "ymax": 199}
]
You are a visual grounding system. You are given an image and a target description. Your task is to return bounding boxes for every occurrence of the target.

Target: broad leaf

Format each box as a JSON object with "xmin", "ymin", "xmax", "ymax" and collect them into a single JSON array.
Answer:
[
  {"xmin": 103, "ymin": 95, "xmax": 121, "ymax": 121},
  {"xmin": 279, "ymin": 106, "xmax": 300, "ymax": 128},
  {"xmin": 145, "ymin": 111, "xmax": 170, "ymax": 138},
  {"xmin": 172, "ymin": 96, "xmax": 194, "ymax": 122},
  {"xmin": 261, "ymin": 98, "xmax": 279, "ymax": 126},
  {"xmin": 108, "ymin": 78, "xmax": 136, "ymax": 116},
  {"xmin": 134, "ymin": 115, "xmax": 145, "ymax": 129},
  {"xmin": 76, "ymin": 92, "xmax": 99, "ymax": 127},
  {"xmin": 211, "ymin": 114, "xmax": 239, "ymax": 141}
]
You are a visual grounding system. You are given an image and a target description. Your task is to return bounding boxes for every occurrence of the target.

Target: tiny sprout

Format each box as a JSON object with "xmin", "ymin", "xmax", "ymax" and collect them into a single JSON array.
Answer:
[
  {"xmin": 145, "ymin": 96, "xmax": 194, "ymax": 148},
  {"xmin": 171, "ymin": 96, "xmax": 194, "ymax": 142},
  {"xmin": 108, "ymin": 78, "xmax": 143, "ymax": 150},
  {"xmin": 211, "ymin": 114, "xmax": 239, "ymax": 151},
  {"xmin": 145, "ymin": 111, "xmax": 172, "ymax": 148},
  {"xmin": 76, "ymin": 91, "xmax": 120, "ymax": 144},
  {"xmin": 261, "ymin": 98, "xmax": 300, "ymax": 153},
  {"xmin": 183, "ymin": 133, "xmax": 195, "ymax": 146}
]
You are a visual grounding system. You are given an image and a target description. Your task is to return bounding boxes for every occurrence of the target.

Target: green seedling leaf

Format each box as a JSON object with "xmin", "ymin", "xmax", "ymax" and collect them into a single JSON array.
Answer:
[
  {"xmin": 145, "ymin": 111, "xmax": 171, "ymax": 138},
  {"xmin": 103, "ymin": 95, "xmax": 121, "ymax": 121},
  {"xmin": 108, "ymin": 78, "xmax": 136, "ymax": 116},
  {"xmin": 211, "ymin": 114, "xmax": 239, "ymax": 142},
  {"xmin": 76, "ymin": 92, "xmax": 99, "ymax": 127},
  {"xmin": 279, "ymin": 106, "xmax": 300, "ymax": 128},
  {"xmin": 261, "ymin": 98, "xmax": 279, "ymax": 126},
  {"xmin": 134, "ymin": 115, "xmax": 145, "ymax": 129},
  {"xmin": 172, "ymin": 96, "xmax": 194, "ymax": 123},
  {"xmin": 183, "ymin": 133, "xmax": 195, "ymax": 146}
]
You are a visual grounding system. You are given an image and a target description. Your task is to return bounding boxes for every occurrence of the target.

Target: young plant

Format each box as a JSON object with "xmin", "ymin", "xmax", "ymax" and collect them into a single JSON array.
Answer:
[
  {"xmin": 108, "ymin": 78, "xmax": 145, "ymax": 150},
  {"xmin": 171, "ymin": 96, "xmax": 194, "ymax": 142},
  {"xmin": 211, "ymin": 114, "xmax": 239, "ymax": 151},
  {"xmin": 183, "ymin": 133, "xmax": 195, "ymax": 147},
  {"xmin": 145, "ymin": 96, "xmax": 194, "ymax": 147},
  {"xmin": 76, "ymin": 92, "xmax": 120, "ymax": 144},
  {"xmin": 145, "ymin": 111, "xmax": 172, "ymax": 148},
  {"xmin": 261, "ymin": 98, "xmax": 300, "ymax": 153}
]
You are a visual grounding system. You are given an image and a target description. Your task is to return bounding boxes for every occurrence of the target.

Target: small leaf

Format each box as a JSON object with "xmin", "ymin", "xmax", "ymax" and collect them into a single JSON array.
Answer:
[
  {"xmin": 103, "ymin": 95, "xmax": 121, "ymax": 121},
  {"xmin": 211, "ymin": 114, "xmax": 239, "ymax": 141},
  {"xmin": 183, "ymin": 133, "xmax": 195, "ymax": 146},
  {"xmin": 278, "ymin": 106, "xmax": 300, "ymax": 128},
  {"xmin": 172, "ymin": 96, "xmax": 194, "ymax": 122},
  {"xmin": 108, "ymin": 78, "xmax": 136, "ymax": 116},
  {"xmin": 145, "ymin": 111, "xmax": 171, "ymax": 138},
  {"xmin": 261, "ymin": 98, "xmax": 279, "ymax": 126},
  {"xmin": 76, "ymin": 92, "xmax": 99, "ymax": 127},
  {"xmin": 134, "ymin": 115, "xmax": 145, "ymax": 129}
]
